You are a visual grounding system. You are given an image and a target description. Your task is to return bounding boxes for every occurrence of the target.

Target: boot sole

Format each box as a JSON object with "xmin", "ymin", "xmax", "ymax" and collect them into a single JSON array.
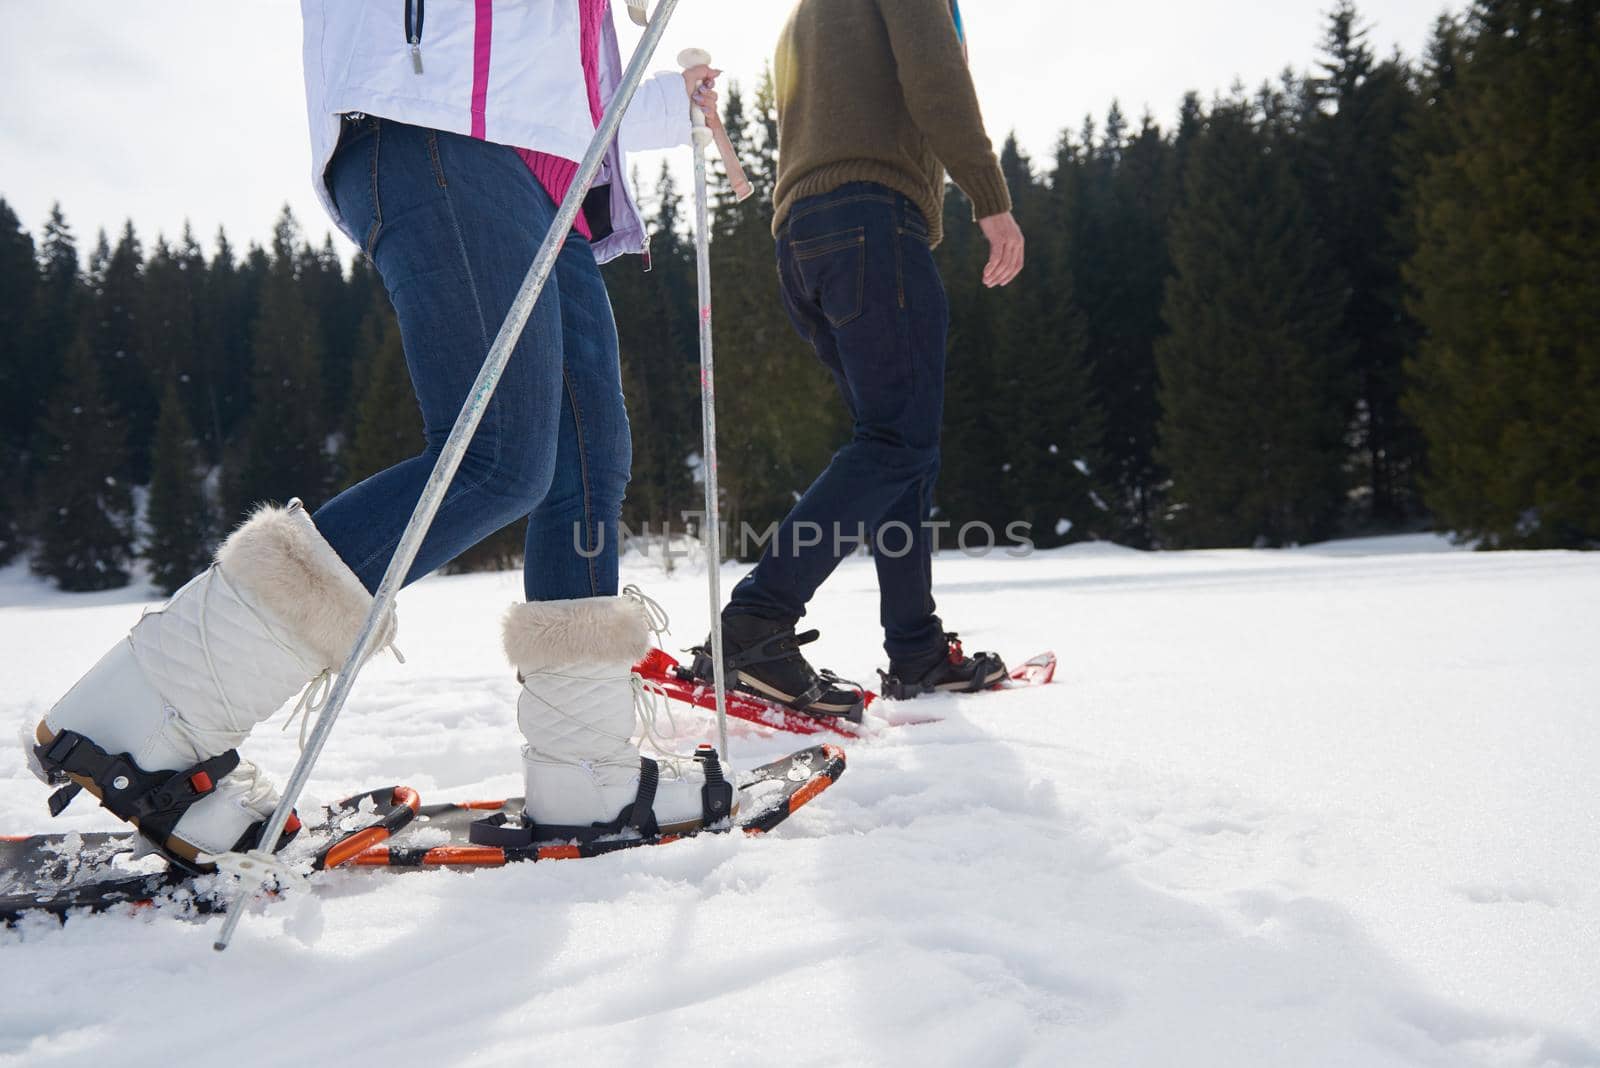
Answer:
[
  {"xmin": 35, "ymin": 719, "xmax": 211, "ymax": 869},
  {"xmin": 733, "ymin": 672, "xmax": 863, "ymax": 717},
  {"xmin": 524, "ymin": 799, "xmax": 743, "ymax": 842},
  {"xmin": 891, "ymin": 662, "xmax": 1011, "ymax": 699},
  {"xmin": 656, "ymin": 797, "xmax": 742, "ymax": 838},
  {"xmin": 932, "ymin": 663, "xmax": 1010, "ymax": 692}
]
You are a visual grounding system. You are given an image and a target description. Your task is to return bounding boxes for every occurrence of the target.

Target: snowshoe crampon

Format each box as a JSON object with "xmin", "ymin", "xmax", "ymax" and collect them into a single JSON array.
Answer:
[{"xmin": 0, "ymin": 786, "xmax": 419, "ymax": 924}]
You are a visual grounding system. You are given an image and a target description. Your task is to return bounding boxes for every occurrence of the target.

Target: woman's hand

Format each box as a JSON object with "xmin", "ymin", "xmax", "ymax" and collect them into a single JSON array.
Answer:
[{"xmin": 681, "ymin": 63, "xmax": 722, "ymax": 121}]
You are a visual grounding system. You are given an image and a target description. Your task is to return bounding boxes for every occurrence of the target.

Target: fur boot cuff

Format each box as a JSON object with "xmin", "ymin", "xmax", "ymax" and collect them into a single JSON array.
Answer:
[
  {"xmin": 215, "ymin": 500, "xmax": 396, "ymax": 668},
  {"xmin": 503, "ymin": 596, "xmax": 650, "ymax": 674}
]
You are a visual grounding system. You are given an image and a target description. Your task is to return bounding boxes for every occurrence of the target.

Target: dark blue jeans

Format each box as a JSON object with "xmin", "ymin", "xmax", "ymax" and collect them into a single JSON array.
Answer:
[
  {"xmin": 313, "ymin": 117, "xmax": 630, "ymax": 601},
  {"xmin": 728, "ymin": 183, "xmax": 947, "ymax": 662}
]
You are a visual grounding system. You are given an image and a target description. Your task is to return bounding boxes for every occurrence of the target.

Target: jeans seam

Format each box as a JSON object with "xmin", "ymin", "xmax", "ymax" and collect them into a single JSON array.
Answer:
[
  {"xmin": 895, "ymin": 230, "xmax": 906, "ymax": 311},
  {"xmin": 846, "ymin": 242, "xmax": 865, "ymax": 328},
  {"xmin": 426, "ymin": 129, "xmax": 449, "ymax": 188},
  {"xmin": 791, "ymin": 230, "xmax": 865, "ymax": 260},
  {"xmin": 563, "ymin": 367, "xmax": 599, "ymax": 596},
  {"xmin": 899, "ymin": 226, "xmax": 921, "ymax": 398},
  {"xmin": 435, "ymin": 137, "xmax": 502, "ymax": 505},
  {"xmin": 790, "ymin": 191, "xmax": 896, "ymax": 225},
  {"xmin": 363, "ymin": 120, "xmax": 384, "ymax": 257}
]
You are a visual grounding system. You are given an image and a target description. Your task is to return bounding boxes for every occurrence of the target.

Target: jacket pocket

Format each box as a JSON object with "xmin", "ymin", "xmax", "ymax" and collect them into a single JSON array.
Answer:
[{"xmin": 791, "ymin": 227, "xmax": 866, "ymax": 329}]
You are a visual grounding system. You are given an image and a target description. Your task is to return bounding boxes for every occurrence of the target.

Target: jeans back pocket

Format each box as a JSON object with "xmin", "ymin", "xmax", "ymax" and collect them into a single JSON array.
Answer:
[{"xmin": 790, "ymin": 227, "xmax": 866, "ymax": 329}]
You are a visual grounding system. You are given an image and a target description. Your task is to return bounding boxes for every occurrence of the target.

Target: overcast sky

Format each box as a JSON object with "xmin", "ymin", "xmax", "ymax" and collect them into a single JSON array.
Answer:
[{"xmin": 0, "ymin": 0, "xmax": 1456, "ymax": 259}]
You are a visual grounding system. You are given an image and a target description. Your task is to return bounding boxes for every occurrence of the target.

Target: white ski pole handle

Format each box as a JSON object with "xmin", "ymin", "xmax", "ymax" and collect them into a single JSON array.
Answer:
[{"xmin": 677, "ymin": 48, "xmax": 754, "ymax": 202}]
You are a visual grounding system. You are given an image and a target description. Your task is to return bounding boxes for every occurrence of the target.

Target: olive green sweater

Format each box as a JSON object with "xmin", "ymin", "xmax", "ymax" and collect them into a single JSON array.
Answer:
[{"xmin": 772, "ymin": 0, "xmax": 1010, "ymax": 247}]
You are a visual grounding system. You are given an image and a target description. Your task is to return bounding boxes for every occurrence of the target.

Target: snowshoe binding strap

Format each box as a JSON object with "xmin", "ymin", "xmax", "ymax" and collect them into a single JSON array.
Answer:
[
  {"xmin": 689, "ymin": 632, "xmax": 866, "ymax": 720},
  {"xmin": 33, "ymin": 729, "xmax": 299, "ymax": 872},
  {"xmin": 694, "ymin": 745, "xmax": 734, "ymax": 824},
  {"xmin": 962, "ymin": 651, "xmax": 1006, "ymax": 691},
  {"xmin": 627, "ymin": 757, "xmax": 661, "ymax": 834},
  {"xmin": 942, "ymin": 632, "xmax": 1007, "ymax": 693},
  {"xmin": 879, "ymin": 633, "xmax": 1006, "ymax": 699},
  {"xmin": 714, "ymin": 627, "xmax": 823, "ymax": 673},
  {"xmin": 876, "ymin": 669, "xmax": 917, "ymax": 701},
  {"xmin": 471, "ymin": 758, "xmax": 664, "ymax": 848},
  {"xmin": 470, "ymin": 750, "xmax": 736, "ymax": 849}
]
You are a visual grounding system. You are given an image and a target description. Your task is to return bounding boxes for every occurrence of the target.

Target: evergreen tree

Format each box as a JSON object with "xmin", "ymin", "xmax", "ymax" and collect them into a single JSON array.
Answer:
[
  {"xmin": 344, "ymin": 291, "xmax": 420, "ymax": 483},
  {"xmin": 1404, "ymin": 14, "xmax": 1464, "ymax": 167},
  {"xmin": 32, "ymin": 326, "xmax": 134, "ymax": 590},
  {"xmin": 84, "ymin": 221, "xmax": 157, "ymax": 483},
  {"xmin": 1157, "ymin": 97, "xmax": 1350, "ymax": 546},
  {"xmin": 145, "ymin": 378, "xmax": 211, "ymax": 594},
  {"xmin": 0, "ymin": 199, "xmax": 37, "ymax": 562},
  {"xmin": 989, "ymin": 135, "xmax": 1107, "ymax": 547},
  {"xmin": 28, "ymin": 206, "xmax": 81, "ymax": 390},
  {"xmin": 141, "ymin": 232, "xmax": 206, "ymax": 433},
  {"xmin": 1067, "ymin": 107, "xmax": 1177, "ymax": 544},
  {"xmin": 339, "ymin": 254, "xmax": 385, "ymax": 441},
  {"xmin": 229, "ymin": 208, "xmax": 329, "ymax": 520},
  {"xmin": 1172, "ymin": 92, "xmax": 1205, "ymax": 180},
  {"xmin": 606, "ymin": 160, "xmax": 697, "ymax": 538},
  {"xmin": 22, "ymin": 207, "xmax": 82, "ymax": 486},
  {"xmin": 1403, "ymin": 0, "xmax": 1600, "ymax": 547},
  {"xmin": 933, "ymin": 182, "xmax": 1004, "ymax": 534},
  {"xmin": 1303, "ymin": 2, "xmax": 1425, "ymax": 522},
  {"xmin": 0, "ymin": 200, "xmax": 37, "ymax": 449},
  {"xmin": 303, "ymin": 234, "xmax": 359, "ymax": 444},
  {"xmin": 198, "ymin": 228, "xmax": 259, "ymax": 457},
  {"xmin": 173, "ymin": 227, "xmax": 211, "ymax": 438}
]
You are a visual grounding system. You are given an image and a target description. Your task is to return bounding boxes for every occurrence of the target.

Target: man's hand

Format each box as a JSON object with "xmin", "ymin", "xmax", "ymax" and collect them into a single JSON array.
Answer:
[{"xmin": 978, "ymin": 212, "xmax": 1024, "ymax": 288}]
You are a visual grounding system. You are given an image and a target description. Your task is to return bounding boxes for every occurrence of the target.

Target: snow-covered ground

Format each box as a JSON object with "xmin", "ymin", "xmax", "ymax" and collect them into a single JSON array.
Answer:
[{"xmin": 1, "ymin": 535, "xmax": 1597, "ymax": 1067}]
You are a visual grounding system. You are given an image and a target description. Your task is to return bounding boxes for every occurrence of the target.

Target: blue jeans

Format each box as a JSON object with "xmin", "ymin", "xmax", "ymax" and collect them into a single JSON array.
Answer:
[
  {"xmin": 728, "ymin": 183, "xmax": 947, "ymax": 662},
  {"xmin": 313, "ymin": 117, "xmax": 630, "ymax": 601}
]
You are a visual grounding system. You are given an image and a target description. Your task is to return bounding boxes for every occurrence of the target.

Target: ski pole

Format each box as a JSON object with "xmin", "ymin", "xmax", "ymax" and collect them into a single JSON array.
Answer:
[
  {"xmin": 679, "ymin": 47, "xmax": 730, "ymax": 760},
  {"xmin": 211, "ymin": 0, "xmax": 687, "ymax": 953}
]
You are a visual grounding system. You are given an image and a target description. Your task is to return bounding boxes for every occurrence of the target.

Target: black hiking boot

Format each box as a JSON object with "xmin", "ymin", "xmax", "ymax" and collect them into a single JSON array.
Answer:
[
  {"xmin": 878, "ymin": 633, "xmax": 1008, "ymax": 699},
  {"xmin": 689, "ymin": 614, "xmax": 866, "ymax": 721}
]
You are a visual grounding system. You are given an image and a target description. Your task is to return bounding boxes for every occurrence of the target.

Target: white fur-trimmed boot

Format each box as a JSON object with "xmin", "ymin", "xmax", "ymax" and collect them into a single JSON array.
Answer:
[
  {"xmin": 32, "ymin": 499, "xmax": 395, "ymax": 868},
  {"xmin": 504, "ymin": 590, "xmax": 736, "ymax": 840}
]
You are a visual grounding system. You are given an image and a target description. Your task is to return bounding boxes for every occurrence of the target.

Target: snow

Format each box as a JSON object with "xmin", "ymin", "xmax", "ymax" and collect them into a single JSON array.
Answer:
[{"xmin": 2, "ymin": 534, "xmax": 1598, "ymax": 1067}]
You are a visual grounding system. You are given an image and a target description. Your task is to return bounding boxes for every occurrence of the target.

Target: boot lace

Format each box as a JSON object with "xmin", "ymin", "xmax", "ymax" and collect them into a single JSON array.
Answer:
[
  {"xmin": 622, "ymin": 584, "xmax": 671, "ymax": 646},
  {"xmin": 631, "ymin": 674, "xmax": 699, "ymax": 770},
  {"xmin": 622, "ymin": 584, "xmax": 717, "ymax": 775},
  {"xmin": 280, "ymin": 669, "xmax": 333, "ymax": 751},
  {"xmin": 189, "ymin": 565, "xmax": 403, "ymax": 755},
  {"xmin": 219, "ymin": 756, "xmax": 283, "ymax": 818}
]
